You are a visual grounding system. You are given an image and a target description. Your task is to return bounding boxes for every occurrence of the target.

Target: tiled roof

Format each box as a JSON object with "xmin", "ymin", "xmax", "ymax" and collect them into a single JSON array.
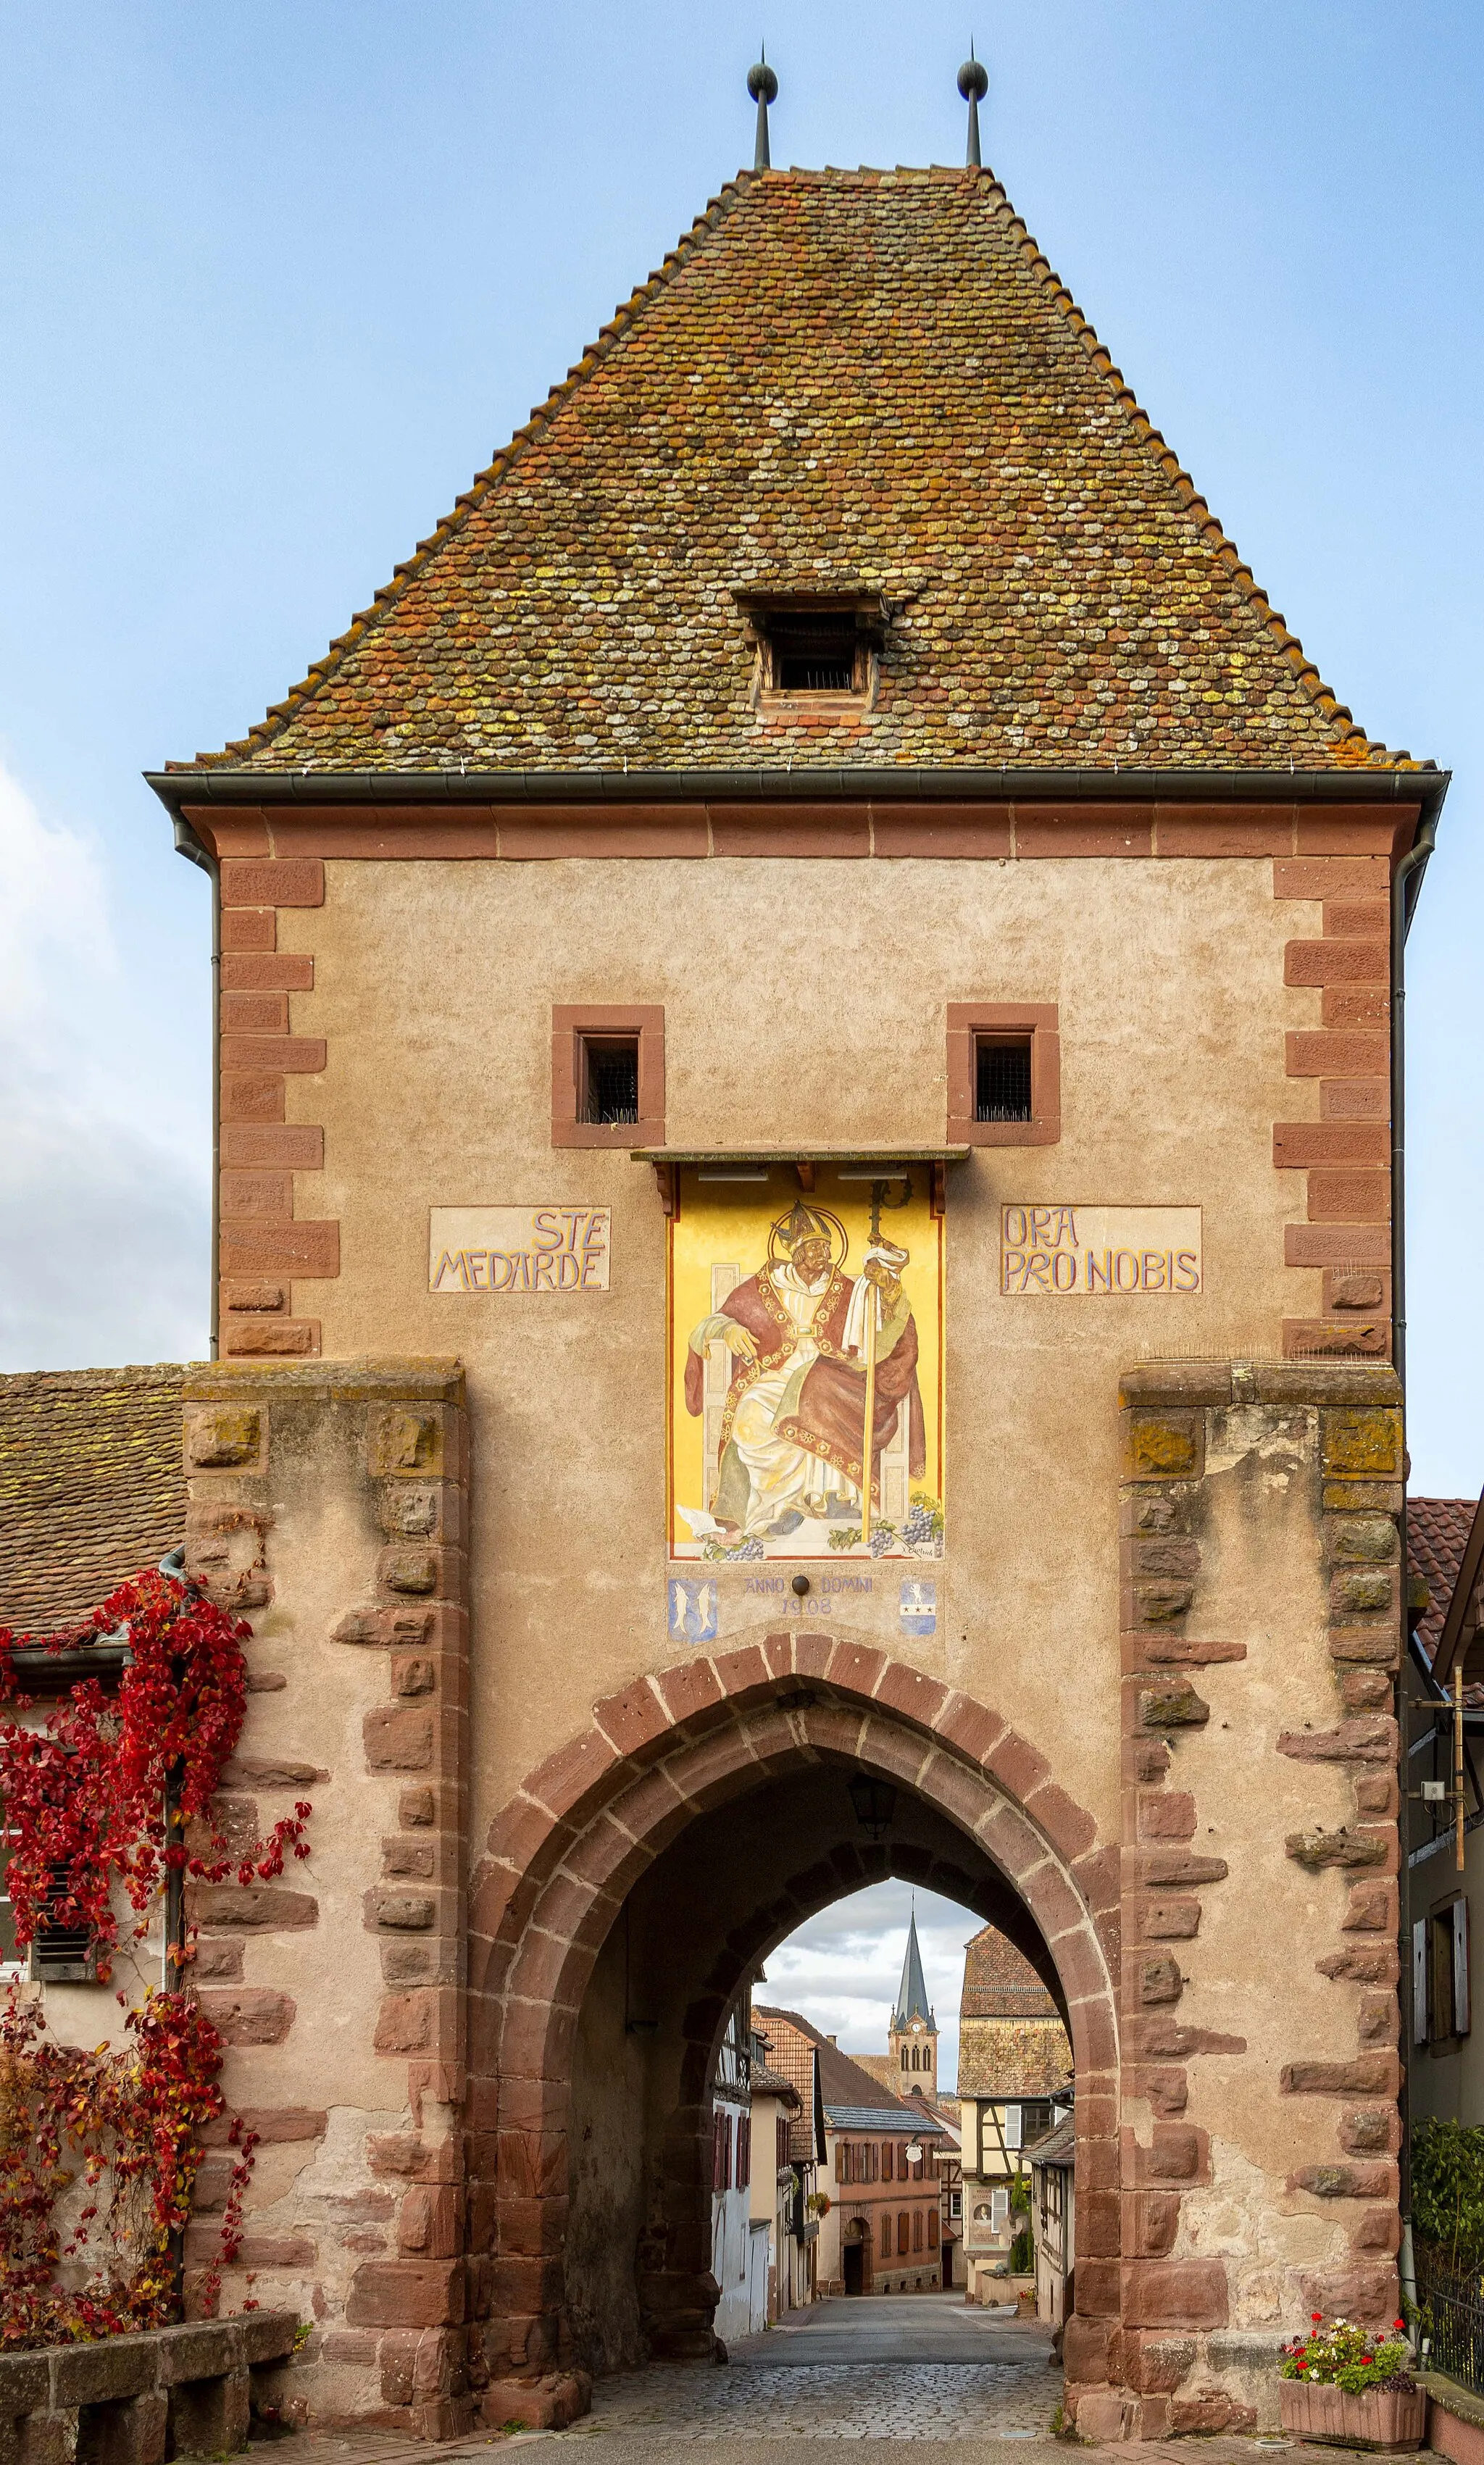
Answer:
[
  {"xmin": 752, "ymin": 2008, "xmax": 823, "ymax": 2164},
  {"xmin": 960, "ymin": 1923, "xmax": 1059, "ymax": 2020},
  {"xmin": 181, "ymin": 167, "xmax": 1422, "ymax": 780},
  {"xmin": 1409, "ymin": 1496, "xmax": 1480, "ymax": 1667},
  {"xmin": 957, "ymin": 2015, "xmax": 1073, "ymax": 2100},
  {"xmin": 824, "ymin": 2104, "xmax": 946, "ymax": 2137},
  {"xmin": 0, "ymin": 1367, "xmax": 187, "ymax": 1638},
  {"xmin": 750, "ymin": 2061, "xmax": 799, "ymax": 2106}
]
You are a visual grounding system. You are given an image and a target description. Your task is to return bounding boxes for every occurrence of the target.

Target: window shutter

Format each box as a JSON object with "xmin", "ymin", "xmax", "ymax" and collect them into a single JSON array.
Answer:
[
  {"xmin": 738, "ymin": 2116, "xmax": 751, "ymax": 2188},
  {"xmin": 991, "ymin": 2186, "xmax": 1009, "ymax": 2233},
  {"xmin": 1455, "ymin": 1899, "xmax": 1472, "ymax": 2038},
  {"xmin": 1413, "ymin": 1919, "xmax": 1430, "ymax": 2046},
  {"xmin": 928, "ymin": 2211, "xmax": 939, "ymax": 2246}
]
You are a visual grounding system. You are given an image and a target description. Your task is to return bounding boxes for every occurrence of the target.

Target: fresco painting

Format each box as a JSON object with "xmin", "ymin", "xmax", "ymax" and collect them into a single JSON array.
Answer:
[{"xmin": 669, "ymin": 1167, "xmax": 944, "ymax": 1563}]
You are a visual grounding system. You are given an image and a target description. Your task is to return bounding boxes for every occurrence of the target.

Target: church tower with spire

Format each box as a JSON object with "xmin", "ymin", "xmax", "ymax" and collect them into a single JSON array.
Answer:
[{"xmin": 888, "ymin": 1909, "xmax": 938, "ymax": 2093}]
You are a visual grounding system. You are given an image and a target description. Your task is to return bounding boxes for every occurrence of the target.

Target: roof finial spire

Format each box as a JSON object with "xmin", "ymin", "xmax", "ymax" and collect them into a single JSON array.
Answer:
[
  {"xmin": 747, "ymin": 47, "xmax": 778, "ymax": 172},
  {"xmin": 957, "ymin": 42, "xmax": 989, "ymax": 170}
]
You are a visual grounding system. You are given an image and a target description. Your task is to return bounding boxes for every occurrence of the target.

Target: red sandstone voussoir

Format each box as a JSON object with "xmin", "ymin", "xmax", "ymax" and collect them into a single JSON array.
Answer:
[
  {"xmin": 483, "ymin": 1794, "xmax": 565, "ymax": 1889},
  {"xmin": 872, "ymin": 1661, "xmax": 950, "ymax": 1728},
  {"xmin": 738, "ymin": 1707, "xmax": 801, "ymax": 1774},
  {"xmin": 655, "ymin": 1658, "xmax": 725, "ymax": 1731},
  {"xmin": 667, "ymin": 1727, "xmax": 757, "ymax": 1813},
  {"xmin": 529, "ymin": 1871, "xmax": 617, "ymax": 1955},
  {"xmin": 798, "ymin": 1702, "xmax": 867, "ymax": 1759},
  {"xmin": 1020, "ymin": 1856, "xmax": 1087, "ymax": 1947},
  {"xmin": 791, "ymin": 1630, "xmax": 835, "ymax": 1679},
  {"xmin": 559, "ymin": 1808, "xmax": 656, "ymax": 1896},
  {"xmin": 591, "ymin": 1678, "xmax": 670, "ymax": 1761},
  {"xmin": 915, "ymin": 1749, "xmax": 991, "ymax": 1832},
  {"xmin": 1072, "ymin": 1844, "xmax": 1123, "ymax": 1914},
  {"xmin": 527, "ymin": 1727, "xmax": 621, "ymax": 1827},
  {"xmin": 827, "ymin": 1638, "xmax": 889, "ymax": 1697},
  {"xmin": 498, "ymin": 1996, "xmax": 577, "ymax": 2085},
  {"xmin": 855, "ymin": 1715, "xmax": 933, "ymax": 1788},
  {"xmin": 933, "ymin": 1692, "xmax": 1008, "ymax": 1766},
  {"xmin": 985, "ymin": 1730, "xmax": 1052, "ymax": 1802},
  {"xmin": 975, "ymin": 1793, "xmax": 1051, "ymax": 1885},
  {"xmin": 711, "ymin": 1643, "xmax": 772, "ymax": 1702},
  {"xmin": 1067, "ymin": 1995, "xmax": 1119, "ymax": 2076},
  {"xmin": 1025, "ymin": 1780, "xmax": 1099, "ymax": 1859}
]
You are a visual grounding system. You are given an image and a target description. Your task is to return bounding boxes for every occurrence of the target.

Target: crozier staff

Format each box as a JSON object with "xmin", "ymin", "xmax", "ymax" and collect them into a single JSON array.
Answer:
[{"xmin": 684, "ymin": 1206, "xmax": 925, "ymax": 1542}]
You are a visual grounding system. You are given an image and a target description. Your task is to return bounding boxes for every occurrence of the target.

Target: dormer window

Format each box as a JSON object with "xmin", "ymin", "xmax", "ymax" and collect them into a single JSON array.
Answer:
[
  {"xmin": 770, "ymin": 615, "xmax": 862, "ymax": 694},
  {"xmin": 735, "ymin": 589, "xmax": 885, "ymax": 712}
]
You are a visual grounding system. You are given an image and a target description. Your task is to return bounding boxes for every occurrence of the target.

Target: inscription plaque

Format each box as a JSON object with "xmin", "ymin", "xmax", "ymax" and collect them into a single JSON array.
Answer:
[
  {"xmin": 430, "ymin": 1206, "xmax": 611, "ymax": 1293},
  {"xmin": 1001, "ymin": 1204, "xmax": 1201, "ymax": 1296}
]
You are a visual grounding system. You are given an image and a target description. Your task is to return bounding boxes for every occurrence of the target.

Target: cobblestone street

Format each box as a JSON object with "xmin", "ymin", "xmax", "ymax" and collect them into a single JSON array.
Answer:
[{"xmin": 562, "ymin": 2293, "xmax": 1060, "ymax": 2441}]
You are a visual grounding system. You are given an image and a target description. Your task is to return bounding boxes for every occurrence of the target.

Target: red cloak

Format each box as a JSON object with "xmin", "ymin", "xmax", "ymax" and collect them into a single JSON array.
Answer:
[{"xmin": 683, "ymin": 1266, "xmax": 926, "ymax": 1503}]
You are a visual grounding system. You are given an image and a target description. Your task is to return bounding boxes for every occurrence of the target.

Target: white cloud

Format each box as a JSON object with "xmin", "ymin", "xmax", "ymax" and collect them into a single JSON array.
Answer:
[{"xmin": 0, "ymin": 761, "xmax": 209, "ymax": 1370}]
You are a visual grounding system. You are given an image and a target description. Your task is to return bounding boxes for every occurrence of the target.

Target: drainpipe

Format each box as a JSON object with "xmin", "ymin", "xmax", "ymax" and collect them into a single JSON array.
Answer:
[
  {"xmin": 1391, "ymin": 809, "xmax": 1438, "ymax": 2311},
  {"xmin": 172, "ymin": 816, "xmax": 220, "ymax": 1360},
  {"xmin": 1391, "ymin": 812, "xmax": 1438, "ymax": 1392}
]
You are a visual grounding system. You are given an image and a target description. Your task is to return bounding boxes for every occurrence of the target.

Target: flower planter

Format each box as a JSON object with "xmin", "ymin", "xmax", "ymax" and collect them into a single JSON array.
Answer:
[{"xmin": 1280, "ymin": 2380, "xmax": 1427, "ymax": 2451}]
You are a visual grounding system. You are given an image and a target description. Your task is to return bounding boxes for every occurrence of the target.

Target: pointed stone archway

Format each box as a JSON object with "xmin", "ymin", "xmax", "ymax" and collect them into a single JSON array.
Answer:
[{"xmin": 464, "ymin": 1630, "xmax": 1119, "ymax": 2416}]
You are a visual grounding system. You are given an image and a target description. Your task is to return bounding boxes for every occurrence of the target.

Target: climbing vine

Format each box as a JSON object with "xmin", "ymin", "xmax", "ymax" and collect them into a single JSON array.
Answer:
[
  {"xmin": 0, "ymin": 1567, "xmax": 309, "ymax": 1963},
  {"xmin": 0, "ymin": 1567, "xmax": 310, "ymax": 2342}
]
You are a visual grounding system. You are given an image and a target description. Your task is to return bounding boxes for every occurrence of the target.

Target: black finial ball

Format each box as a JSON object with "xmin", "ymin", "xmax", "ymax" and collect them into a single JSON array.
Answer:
[
  {"xmin": 748, "ymin": 61, "xmax": 778, "ymax": 104},
  {"xmin": 957, "ymin": 57, "xmax": 988, "ymax": 102}
]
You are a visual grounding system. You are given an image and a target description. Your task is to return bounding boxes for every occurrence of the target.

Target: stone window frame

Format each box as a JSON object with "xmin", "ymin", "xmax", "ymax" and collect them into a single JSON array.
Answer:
[
  {"xmin": 946, "ymin": 1001, "xmax": 1061, "ymax": 1148},
  {"xmin": 551, "ymin": 1004, "xmax": 665, "ymax": 1149}
]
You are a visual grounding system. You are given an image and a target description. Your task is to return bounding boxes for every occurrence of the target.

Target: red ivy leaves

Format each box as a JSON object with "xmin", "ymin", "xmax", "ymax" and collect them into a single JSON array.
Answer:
[
  {"xmin": 0, "ymin": 1567, "xmax": 312, "ymax": 2340},
  {"xmin": 0, "ymin": 1986, "xmax": 237, "ymax": 2345},
  {"xmin": 0, "ymin": 1569, "xmax": 309, "ymax": 1961}
]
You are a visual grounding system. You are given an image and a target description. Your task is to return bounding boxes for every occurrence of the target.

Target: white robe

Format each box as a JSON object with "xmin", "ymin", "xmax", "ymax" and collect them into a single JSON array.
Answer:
[{"xmin": 728, "ymin": 1264, "xmax": 858, "ymax": 1535}]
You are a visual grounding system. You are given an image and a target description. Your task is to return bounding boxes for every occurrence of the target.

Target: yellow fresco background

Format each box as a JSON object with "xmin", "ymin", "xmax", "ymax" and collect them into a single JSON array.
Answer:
[{"xmin": 667, "ymin": 1165, "xmax": 944, "ymax": 1556}]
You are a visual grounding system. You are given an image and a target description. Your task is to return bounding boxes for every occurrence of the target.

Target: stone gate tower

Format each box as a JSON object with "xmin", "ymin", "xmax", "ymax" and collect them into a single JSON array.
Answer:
[{"xmin": 145, "ymin": 93, "xmax": 1446, "ymax": 2446}]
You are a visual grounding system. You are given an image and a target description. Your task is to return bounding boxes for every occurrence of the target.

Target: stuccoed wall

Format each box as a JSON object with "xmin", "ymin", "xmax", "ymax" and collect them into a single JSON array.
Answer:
[{"xmin": 274, "ymin": 848, "xmax": 1311, "ymax": 1864}]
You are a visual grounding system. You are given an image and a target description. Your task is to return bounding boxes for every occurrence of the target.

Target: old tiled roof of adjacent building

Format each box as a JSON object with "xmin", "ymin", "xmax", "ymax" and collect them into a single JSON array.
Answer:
[
  {"xmin": 749, "ymin": 2060, "xmax": 799, "ymax": 2106},
  {"xmin": 0, "ymin": 1367, "xmax": 187, "ymax": 1637},
  {"xmin": 753, "ymin": 2009, "xmax": 823, "ymax": 2164},
  {"xmin": 1408, "ymin": 1496, "xmax": 1480, "ymax": 1667},
  {"xmin": 957, "ymin": 2016, "xmax": 1074, "ymax": 2101},
  {"xmin": 960, "ymin": 1922, "xmax": 1059, "ymax": 2020},
  {"xmin": 178, "ymin": 166, "xmax": 1425, "ymax": 780}
]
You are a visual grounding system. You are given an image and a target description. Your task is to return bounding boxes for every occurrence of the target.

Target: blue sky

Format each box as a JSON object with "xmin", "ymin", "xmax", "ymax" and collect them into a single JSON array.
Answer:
[{"xmin": 1, "ymin": 0, "xmax": 1480, "ymax": 1505}]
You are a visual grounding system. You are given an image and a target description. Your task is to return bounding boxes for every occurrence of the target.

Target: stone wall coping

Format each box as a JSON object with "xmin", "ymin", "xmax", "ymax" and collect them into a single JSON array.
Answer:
[
  {"xmin": 0, "ymin": 2311, "xmax": 299, "ymax": 2415},
  {"xmin": 183, "ymin": 1360, "xmax": 464, "ymax": 1404},
  {"xmin": 1423, "ymin": 2369, "xmax": 1484, "ymax": 2435},
  {"xmin": 1118, "ymin": 1360, "xmax": 1401, "ymax": 1409}
]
